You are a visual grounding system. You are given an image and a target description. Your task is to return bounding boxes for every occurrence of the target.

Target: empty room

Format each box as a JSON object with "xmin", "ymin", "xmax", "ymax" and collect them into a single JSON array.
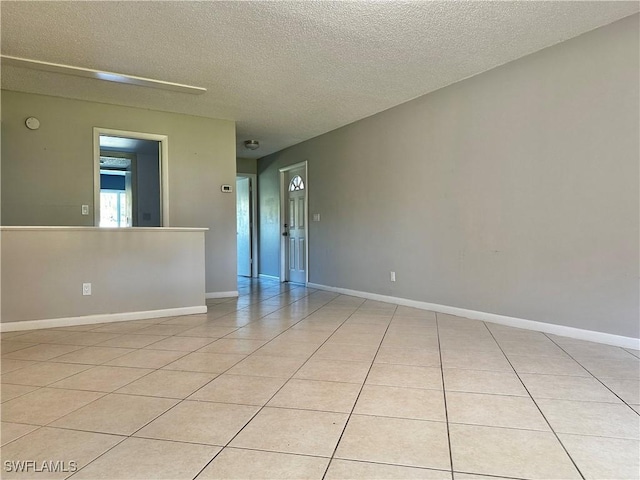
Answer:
[{"xmin": 1, "ymin": 2, "xmax": 639, "ymax": 480}]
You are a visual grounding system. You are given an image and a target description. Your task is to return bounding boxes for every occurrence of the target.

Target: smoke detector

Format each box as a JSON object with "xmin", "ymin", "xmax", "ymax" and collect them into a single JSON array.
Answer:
[{"xmin": 244, "ymin": 140, "xmax": 260, "ymax": 150}]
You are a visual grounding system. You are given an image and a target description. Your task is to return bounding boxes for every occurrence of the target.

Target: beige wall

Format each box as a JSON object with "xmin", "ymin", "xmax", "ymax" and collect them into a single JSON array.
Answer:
[
  {"xmin": 1, "ymin": 227, "xmax": 206, "ymax": 323},
  {"xmin": 1, "ymin": 92, "xmax": 237, "ymax": 294},
  {"xmin": 237, "ymin": 157, "xmax": 257, "ymax": 174},
  {"xmin": 258, "ymin": 15, "xmax": 640, "ymax": 338}
]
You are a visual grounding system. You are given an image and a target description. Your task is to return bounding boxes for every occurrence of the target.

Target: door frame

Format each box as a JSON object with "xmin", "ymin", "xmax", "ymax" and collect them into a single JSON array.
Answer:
[
  {"xmin": 236, "ymin": 173, "xmax": 259, "ymax": 278},
  {"xmin": 93, "ymin": 127, "xmax": 169, "ymax": 227},
  {"xmin": 279, "ymin": 161, "xmax": 309, "ymax": 284}
]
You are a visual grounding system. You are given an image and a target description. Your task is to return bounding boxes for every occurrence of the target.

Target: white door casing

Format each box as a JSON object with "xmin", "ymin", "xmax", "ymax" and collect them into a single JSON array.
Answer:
[
  {"xmin": 280, "ymin": 162, "xmax": 308, "ymax": 284},
  {"xmin": 236, "ymin": 176, "xmax": 252, "ymax": 277}
]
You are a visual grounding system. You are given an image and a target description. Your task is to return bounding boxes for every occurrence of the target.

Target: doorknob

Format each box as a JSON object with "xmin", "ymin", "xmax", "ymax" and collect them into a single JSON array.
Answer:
[{"xmin": 282, "ymin": 232, "xmax": 289, "ymax": 237}]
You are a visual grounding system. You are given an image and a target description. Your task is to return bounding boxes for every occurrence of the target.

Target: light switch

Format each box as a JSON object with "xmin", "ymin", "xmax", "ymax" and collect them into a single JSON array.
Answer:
[
  {"xmin": 313, "ymin": 213, "xmax": 321, "ymax": 222},
  {"xmin": 81, "ymin": 205, "xmax": 89, "ymax": 215}
]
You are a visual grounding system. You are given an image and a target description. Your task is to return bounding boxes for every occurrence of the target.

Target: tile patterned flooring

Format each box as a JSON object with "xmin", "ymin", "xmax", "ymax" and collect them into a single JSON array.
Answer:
[{"xmin": 1, "ymin": 278, "xmax": 639, "ymax": 479}]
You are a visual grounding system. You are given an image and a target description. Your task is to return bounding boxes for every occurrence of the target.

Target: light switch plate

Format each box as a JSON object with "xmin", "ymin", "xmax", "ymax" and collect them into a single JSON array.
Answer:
[
  {"xmin": 313, "ymin": 213, "xmax": 321, "ymax": 222},
  {"xmin": 81, "ymin": 205, "xmax": 89, "ymax": 215}
]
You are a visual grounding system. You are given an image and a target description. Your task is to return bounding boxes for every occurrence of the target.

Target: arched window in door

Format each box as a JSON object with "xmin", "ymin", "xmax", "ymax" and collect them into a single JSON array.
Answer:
[{"xmin": 289, "ymin": 175, "xmax": 305, "ymax": 191}]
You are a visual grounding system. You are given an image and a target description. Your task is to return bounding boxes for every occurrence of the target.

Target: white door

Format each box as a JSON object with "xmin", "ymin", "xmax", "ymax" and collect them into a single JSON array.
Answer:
[
  {"xmin": 284, "ymin": 168, "xmax": 306, "ymax": 284},
  {"xmin": 236, "ymin": 177, "xmax": 252, "ymax": 277}
]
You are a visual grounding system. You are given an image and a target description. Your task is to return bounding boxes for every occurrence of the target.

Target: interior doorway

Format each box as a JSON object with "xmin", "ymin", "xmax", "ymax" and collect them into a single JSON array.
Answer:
[
  {"xmin": 93, "ymin": 128, "xmax": 169, "ymax": 227},
  {"xmin": 236, "ymin": 174, "xmax": 258, "ymax": 277},
  {"xmin": 279, "ymin": 161, "xmax": 308, "ymax": 284}
]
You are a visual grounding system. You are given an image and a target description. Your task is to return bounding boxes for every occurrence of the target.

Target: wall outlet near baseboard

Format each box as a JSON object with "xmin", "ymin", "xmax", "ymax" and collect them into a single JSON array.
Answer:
[
  {"xmin": 390, "ymin": 271, "xmax": 396, "ymax": 282},
  {"xmin": 82, "ymin": 283, "xmax": 92, "ymax": 296}
]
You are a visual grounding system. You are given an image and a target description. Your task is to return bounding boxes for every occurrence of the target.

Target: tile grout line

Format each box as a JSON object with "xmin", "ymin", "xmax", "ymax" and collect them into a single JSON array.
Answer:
[
  {"xmin": 63, "ymin": 282, "xmax": 327, "ymax": 478},
  {"xmin": 543, "ymin": 333, "xmax": 640, "ymax": 416},
  {"xmin": 482, "ymin": 322, "xmax": 586, "ymax": 480},
  {"xmin": 17, "ymin": 281, "xmax": 316, "ymax": 477},
  {"xmin": 189, "ymin": 291, "xmax": 368, "ymax": 479},
  {"xmin": 320, "ymin": 304, "xmax": 397, "ymax": 480},
  {"xmin": 435, "ymin": 312, "xmax": 455, "ymax": 479}
]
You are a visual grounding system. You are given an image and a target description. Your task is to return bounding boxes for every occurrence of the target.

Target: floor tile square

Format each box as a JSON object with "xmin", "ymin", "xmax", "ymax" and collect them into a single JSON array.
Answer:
[
  {"xmin": 189, "ymin": 374, "xmax": 286, "ymax": 405},
  {"xmin": 1, "ymin": 388, "xmax": 104, "ymax": 425},
  {"xmin": 449, "ymin": 423, "xmax": 580, "ymax": 479},
  {"xmin": 96, "ymin": 334, "xmax": 167, "ymax": 348},
  {"xmin": 49, "ymin": 365, "xmax": 153, "ymax": 392},
  {"xmin": 51, "ymin": 331, "xmax": 123, "ymax": 346},
  {"xmin": 226, "ymin": 355, "xmax": 306, "ymax": 378},
  {"xmin": 520, "ymin": 373, "xmax": 622, "ymax": 403},
  {"xmin": 117, "ymin": 369, "xmax": 216, "ymax": 398},
  {"xmin": 3, "ymin": 344, "xmax": 84, "ymax": 361},
  {"xmin": 446, "ymin": 391, "xmax": 549, "ymax": 431},
  {"xmin": 295, "ymin": 358, "xmax": 370, "ymax": 384},
  {"xmin": 181, "ymin": 325, "xmax": 242, "ymax": 338},
  {"xmin": 50, "ymin": 346, "xmax": 135, "ymax": 365},
  {"xmin": 162, "ymin": 352, "xmax": 246, "ymax": 373},
  {"xmin": 536, "ymin": 398, "xmax": 640, "ymax": 439},
  {"xmin": 50, "ymin": 393, "xmax": 177, "ymax": 435},
  {"xmin": 135, "ymin": 400, "xmax": 259, "ymax": 445},
  {"xmin": 335, "ymin": 414, "xmax": 450, "ymax": 470},
  {"xmin": 579, "ymin": 356, "xmax": 640, "ymax": 380},
  {"xmin": 71, "ymin": 437, "xmax": 219, "ymax": 480},
  {"xmin": 375, "ymin": 346, "xmax": 441, "ymax": 367},
  {"xmin": 1, "ymin": 422, "xmax": 38, "ymax": 446},
  {"xmin": 230, "ymin": 407, "xmax": 348, "ymax": 457},
  {"xmin": 0, "ymin": 359, "xmax": 35, "ymax": 374},
  {"xmin": 105, "ymin": 349, "xmax": 188, "ymax": 368},
  {"xmin": 441, "ymin": 349, "xmax": 512, "ymax": 372},
  {"xmin": 254, "ymin": 340, "xmax": 319, "ymax": 358},
  {"xmin": 326, "ymin": 459, "xmax": 450, "ymax": 479},
  {"xmin": 354, "ymin": 384, "xmax": 446, "ymax": 421},
  {"xmin": 1, "ymin": 362, "xmax": 92, "ymax": 386},
  {"xmin": 367, "ymin": 364, "xmax": 443, "ymax": 390},
  {"xmin": 268, "ymin": 379, "xmax": 361, "ymax": 413},
  {"xmin": 0, "ymin": 427, "xmax": 123, "ymax": 480},
  {"xmin": 198, "ymin": 338, "xmax": 268, "ymax": 354},
  {"xmin": 144, "ymin": 336, "xmax": 215, "ymax": 351},
  {"xmin": 507, "ymin": 353, "xmax": 589, "ymax": 376},
  {"xmin": 196, "ymin": 448, "xmax": 328, "ymax": 479},
  {"xmin": 443, "ymin": 368, "xmax": 527, "ymax": 396},
  {"xmin": 559, "ymin": 433, "xmax": 640, "ymax": 480},
  {"xmin": 0, "ymin": 341, "xmax": 37, "ymax": 354},
  {"xmin": 598, "ymin": 376, "xmax": 640, "ymax": 404},
  {"xmin": 1, "ymin": 384, "xmax": 39, "ymax": 403}
]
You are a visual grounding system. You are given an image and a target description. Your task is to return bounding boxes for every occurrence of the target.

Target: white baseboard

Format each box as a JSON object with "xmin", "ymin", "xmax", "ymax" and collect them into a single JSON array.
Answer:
[
  {"xmin": 307, "ymin": 283, "xmax": 640, "ymax": 350},
  {"xmin": 258, "ymin": 274, "xmax": 280, "ymax": 281},
  {"xmin": 205, "ymin": 291, "xmax": 239, "ymax": 299},
  {"xmin": 0, "ymin": 305, "xmax": 208, "ymax": 333}
]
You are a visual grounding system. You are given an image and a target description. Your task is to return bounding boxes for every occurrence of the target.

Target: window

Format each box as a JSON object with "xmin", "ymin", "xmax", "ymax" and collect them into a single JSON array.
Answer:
[
  {"xmin": 100, "ymin": 190, "xmax": 131, "ymax": 227},
  {"xmin": 289, "ymin": 175, "xmax": 305, "ymax": 191}
]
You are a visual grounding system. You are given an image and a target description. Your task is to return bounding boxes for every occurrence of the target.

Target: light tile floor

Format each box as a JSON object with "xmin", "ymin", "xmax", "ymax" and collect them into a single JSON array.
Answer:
[{"xmin": 1, "ymin": 277, "xmax": 639, "ymax": 479}]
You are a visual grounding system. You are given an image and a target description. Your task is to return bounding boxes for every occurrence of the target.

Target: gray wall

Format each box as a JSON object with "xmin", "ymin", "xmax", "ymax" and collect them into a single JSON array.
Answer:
[
  {"xmin": 2, "ymin": 227, "xmax": 206, "ymax": 323},
  {"xmin": 258, "ymin": 15, "xmax": 640, "ymax": 338},
  {"xmin": 1, "ymin": 91, "xmax": 237, "ymax": 294}
]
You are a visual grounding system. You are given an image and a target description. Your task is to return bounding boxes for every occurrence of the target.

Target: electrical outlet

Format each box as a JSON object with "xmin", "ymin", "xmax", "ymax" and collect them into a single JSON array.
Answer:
[
  {"xmin": 82, "ymin": 283, "xmax": 92, "ymax": 296},
  {"xmin": 81, "ymin": 205, "xmax": 89, "ymax": 215},
  {"xmin": 390, "ymin": 271, "xmax": 396, "ymax": 282}
]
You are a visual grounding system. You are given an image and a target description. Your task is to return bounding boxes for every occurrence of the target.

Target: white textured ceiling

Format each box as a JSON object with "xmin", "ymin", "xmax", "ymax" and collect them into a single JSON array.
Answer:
[{"xmin": 2, "ymin": 1, "xmax": 638, "ymax": 159}]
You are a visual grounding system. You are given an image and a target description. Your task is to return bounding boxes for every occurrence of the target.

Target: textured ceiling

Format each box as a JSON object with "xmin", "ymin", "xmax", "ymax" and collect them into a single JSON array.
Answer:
[{"xmin": 2, "ymin": 1, "xmax": 638, "ymax": 159}]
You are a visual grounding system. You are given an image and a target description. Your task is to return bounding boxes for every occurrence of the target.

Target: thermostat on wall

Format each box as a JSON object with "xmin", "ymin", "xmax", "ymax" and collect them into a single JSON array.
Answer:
[
  {"xmin": 25, "ymin": 117, "xmax": 40, "ymax": 130},
  {"xmin": 221, "ymin": 185, "xmax": 233, "ymax": 193}
]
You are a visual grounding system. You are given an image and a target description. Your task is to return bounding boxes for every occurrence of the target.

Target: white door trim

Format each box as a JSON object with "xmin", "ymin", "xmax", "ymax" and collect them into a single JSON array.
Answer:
[
  {"xmin": 93, "ymin": 127, "xmax": 169, "ymax": 226},
  {"xmin": 237, "ymin": 173, "xmax": 259, "ymax": 278},
  {"xmin": 279, "ymin": 161, "xmax": 309, "ymax": 284}
]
